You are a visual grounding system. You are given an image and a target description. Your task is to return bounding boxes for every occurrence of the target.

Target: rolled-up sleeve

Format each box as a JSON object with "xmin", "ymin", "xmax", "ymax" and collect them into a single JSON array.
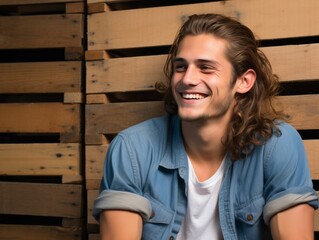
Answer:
[
  {"xmin": 263, "ymin": 123, "xmax": 318, "ymax": 224},
  {"xmin": 92, "ymin": 134, "xmax": 152, "ymax": 221}
]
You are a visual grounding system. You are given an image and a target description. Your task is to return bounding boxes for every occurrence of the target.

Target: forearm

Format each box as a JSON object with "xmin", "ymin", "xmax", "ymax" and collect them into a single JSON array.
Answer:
[
  {"xmin": 270, "ymin": 204, "xmax": 314, "ymax": 240},
  {"xmin": 100, "ymin": 210, "xmax": 143, "ymax": 240}
]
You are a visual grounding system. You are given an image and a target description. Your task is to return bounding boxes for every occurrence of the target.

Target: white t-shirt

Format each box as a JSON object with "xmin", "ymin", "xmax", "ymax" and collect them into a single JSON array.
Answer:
[{"xmin": 176, "ymin": 156, "xmax": 225, "ymax": 240}]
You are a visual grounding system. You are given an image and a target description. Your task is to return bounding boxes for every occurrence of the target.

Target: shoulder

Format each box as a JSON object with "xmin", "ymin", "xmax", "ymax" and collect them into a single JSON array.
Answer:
[
  {"xmin": 108, "ymin": 114, "xmax": 179, "ymax": 159},
  {"xmin": 263, "ymin": 121, "xmax": 302, "ymax": 152},
  {"xmin": 262, "ymin": 121, "xmax": 308, "ymax": 177}
]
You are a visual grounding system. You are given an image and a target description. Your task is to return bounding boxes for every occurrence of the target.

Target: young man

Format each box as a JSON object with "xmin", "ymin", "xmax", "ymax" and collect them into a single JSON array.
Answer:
[{"xmin": 93, "ymin": 14, "xmax": 318, "ymax": 239}]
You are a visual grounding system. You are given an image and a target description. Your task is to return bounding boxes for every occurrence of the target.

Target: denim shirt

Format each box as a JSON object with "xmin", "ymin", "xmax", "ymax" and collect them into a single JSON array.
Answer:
[{"xmin": 93, "ymin": 114, "xmax": 318, "ymax": 240}]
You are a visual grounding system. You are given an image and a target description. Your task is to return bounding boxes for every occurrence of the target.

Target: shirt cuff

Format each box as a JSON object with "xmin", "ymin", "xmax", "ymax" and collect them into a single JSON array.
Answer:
[
  {"xmin": 263, "ymin": 191, "xmax": 318, "ymax": 225},
  {"xmin": 93, "ymin": 190, "xmax": 153, "ymax": 221}
]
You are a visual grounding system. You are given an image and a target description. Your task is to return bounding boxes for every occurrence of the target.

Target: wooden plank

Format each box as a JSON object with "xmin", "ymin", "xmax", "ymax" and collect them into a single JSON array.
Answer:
[
  {"xmin": 86, "ymin": 43, "xmax": 319, "ymax": 95},
  {"xmin": 275, "ymin": 95, "xmax": 319, "ymax": 130},
  {"xmin": 0, "ymin": 182, "xmax": 82, "ymax": 218},
  {"xmin": 304, "ymin": 140, "xmax": 319, "ymax": 180},
  {"xmin": 0, "ymin": 103, "xmax": 80, "ymax": 142},
  {"xmin": 87, "ymin": 0, "xmax": 319, "ymax": 50},
  {"xmin": 0, "ymin": 14, "xmax": 83, "ymax": 49},
  {"xmin": 315, "ymin": 207, "xmax": 319, "ymax": 231},
  {"xmin": 85, "ymin": 144, "xmax": 108, "ymax": 189},
  {"xmin": 89, "ymin": 234, "xmax": 100, "ymax": 240},
  {"xmin": 0, "ymin": 143, "xmax": 81, "ymax": 176},
  {"xmin": 66, "ymin": 2, "xmax": 85, "ymax": 13},
  {"xmin": 262, "ymin": 44, "xmax": 319, "ymax": 82},
  {"xmin": 88, "ymin": 2, "xmax": 110, "ymax": 14},
  {"xmin": 86, "ymin": 55, "xmax": 166, "ymax": 94},
  {"xmin": 85, "ymin": 101, "xmax": 165, "ymax": 144},
  {"xmin": 0, "ymin": 0, "xmax": 83, "ymax": 5},
  {"xmin": 87, "ymin": 190, "xmax": 99, "ymax": 229},
  {"xmin": 0, "ymin": 62, "xmax": 81, "ymax": 94},
  {"xmin": 0, "ymin": 224, "xmax": 81, "ymax": 240}
]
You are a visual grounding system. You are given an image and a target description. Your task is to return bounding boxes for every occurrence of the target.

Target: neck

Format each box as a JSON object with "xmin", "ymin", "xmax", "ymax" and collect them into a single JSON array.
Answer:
[
  {"xmin": 181, "ymin": 118, "xmax": 230, "ymax": 182},
  {"xmin": 182, "ymin": 118, "xmax": 228, "ymax": 162}
]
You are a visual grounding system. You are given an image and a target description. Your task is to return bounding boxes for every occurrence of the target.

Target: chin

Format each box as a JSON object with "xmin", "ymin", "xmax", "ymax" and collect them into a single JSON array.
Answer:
[{"xmin": 178, "ymin": 111, "xmax": 208, "ymax": 122}]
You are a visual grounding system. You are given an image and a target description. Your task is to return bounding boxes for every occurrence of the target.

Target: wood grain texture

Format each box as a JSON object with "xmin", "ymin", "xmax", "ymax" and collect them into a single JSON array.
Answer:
[
  {"xmin": 0, "ymin": 14, "xmax": 83, "ymax": 49},
  {"xmin": 0, "ymin": 224, "xmax": 81, "ymax": 240},
  {"xmin": 0, "ymin": 103, "xmax": 80, "ymax": 142},
  {"xmin": 0, "ymin": 62, "xmax": 82, "ymax": 93},
  {"xmin": 88, "ymin": 0, "xmax": 319, "ymax": 50},
  {"xmin": 0, "ymin": 182, "xmax": 82, "ymax": 218},
  {"xmin": 0, "ymin": 143, "xmax": 81, "ymax": 176}
]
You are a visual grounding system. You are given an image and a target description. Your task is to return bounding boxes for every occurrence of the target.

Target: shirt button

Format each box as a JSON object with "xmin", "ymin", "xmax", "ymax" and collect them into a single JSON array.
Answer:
[
  {"xmin": 169, "ymin": 237, "xmax": 174, "ymax": 240},
  {"xmin": 246, "ymin": 214, "xmax": 254, "ymax": 221}
]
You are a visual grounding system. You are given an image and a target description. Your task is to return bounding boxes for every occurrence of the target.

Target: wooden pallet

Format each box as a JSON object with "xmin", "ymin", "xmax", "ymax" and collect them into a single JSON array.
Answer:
[{"xmin": 0, "ymin": 1, "xmax": 85, "ymax": 239}]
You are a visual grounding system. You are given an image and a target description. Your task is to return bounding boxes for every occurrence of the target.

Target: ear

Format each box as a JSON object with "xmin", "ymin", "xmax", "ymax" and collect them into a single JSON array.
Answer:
[{"xmin": 235, "ymin": 69, "xmax": 256, "ymax": 94}]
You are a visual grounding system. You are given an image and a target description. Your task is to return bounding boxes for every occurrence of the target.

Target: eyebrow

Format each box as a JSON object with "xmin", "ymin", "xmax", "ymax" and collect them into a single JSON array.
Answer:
[{"xmin": 173, "ymin": 57, "xmax": 221, "ymax": 68}]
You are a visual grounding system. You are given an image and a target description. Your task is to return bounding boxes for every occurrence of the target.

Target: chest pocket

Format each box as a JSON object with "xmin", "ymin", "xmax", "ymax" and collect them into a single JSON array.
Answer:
[
  {"xmin": 234, "ymin": 197, "xmax": 271, "ymax": 240},
  {"xmin": 235, "ymin": 197, "xmax": 265, "ymax": 225},
  {"xmin": 142, "ymin": 193, "xmax": 175, "ymax": 240}
]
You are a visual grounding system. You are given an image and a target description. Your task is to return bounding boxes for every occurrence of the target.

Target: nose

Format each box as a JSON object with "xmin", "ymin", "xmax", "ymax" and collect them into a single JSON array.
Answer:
[{"xmin": 181, "ymin": 65, "xmax": 200, "ymax": 86}]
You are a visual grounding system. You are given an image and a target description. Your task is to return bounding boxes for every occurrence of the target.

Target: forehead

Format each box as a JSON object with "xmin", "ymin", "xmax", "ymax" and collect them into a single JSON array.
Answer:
[{"xmin": 176, "ymin": 34, "xmax": 228, "ymax": 61}]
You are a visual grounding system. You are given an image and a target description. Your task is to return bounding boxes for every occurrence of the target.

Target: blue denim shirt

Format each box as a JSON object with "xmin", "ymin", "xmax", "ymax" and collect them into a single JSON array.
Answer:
[{"xmin": 93, "ymin": 114, "xmax": 318, "ymax": 240}]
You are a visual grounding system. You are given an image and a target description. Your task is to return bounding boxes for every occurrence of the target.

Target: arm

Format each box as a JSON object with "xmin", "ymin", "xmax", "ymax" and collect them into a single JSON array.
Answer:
[
  {"xmin": 270, "ymin": 204, "xmax": 314, "ymax": 240},
  {"xmin": 100, "ymin": 210, "xmax": 143, "ymax": 240}
]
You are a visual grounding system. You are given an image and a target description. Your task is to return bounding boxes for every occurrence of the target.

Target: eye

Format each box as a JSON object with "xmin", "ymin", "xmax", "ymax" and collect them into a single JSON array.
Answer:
[
  {"xmin": 200, "ymin": 65, "xmax": 214, "ymax": 73},
  {"xmin": 174, "ymin": 64, "xmax": 187, "ymax": 73}
]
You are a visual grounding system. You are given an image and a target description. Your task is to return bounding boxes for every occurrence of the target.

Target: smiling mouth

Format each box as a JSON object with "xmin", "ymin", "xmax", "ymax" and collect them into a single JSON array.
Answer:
[{"xmin": 181, "ymin": 93, "xmax": 208, "ymax": 100}]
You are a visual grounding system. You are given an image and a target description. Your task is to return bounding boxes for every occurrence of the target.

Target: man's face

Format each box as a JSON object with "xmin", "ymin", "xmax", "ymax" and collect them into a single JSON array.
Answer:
[{"xmin": 171, "ymin": 34, "xmax": 238, "ymax": 123}]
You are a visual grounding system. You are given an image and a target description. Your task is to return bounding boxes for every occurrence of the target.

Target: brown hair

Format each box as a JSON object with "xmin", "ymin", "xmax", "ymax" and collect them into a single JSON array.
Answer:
[{"xmin": 159, "ymin": 14, "xmax": 286, "ymax": 160}]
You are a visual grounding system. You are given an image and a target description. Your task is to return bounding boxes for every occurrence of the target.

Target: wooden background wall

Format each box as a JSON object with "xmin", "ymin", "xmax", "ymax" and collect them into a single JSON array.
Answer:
[
  {"xmin": 0, "ymin": 0, "xmax": 85, "ymax": 239},
  {"xmin": 0, "ymin": 0, "xmax": 318, "ymax": 239}
]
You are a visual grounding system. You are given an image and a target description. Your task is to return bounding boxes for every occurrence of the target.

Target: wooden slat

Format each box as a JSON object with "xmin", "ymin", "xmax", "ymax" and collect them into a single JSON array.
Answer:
[
  {"xmin": 275, "ymin": 95, "xmax": 319, "ymax": 130},
  {"xmin": 86, "ymin": 55, "xmax": 166, "ymax": 94},
  {"xmin": 86, "ymin": 43, "xmax": 319, "ymax": 94},
  {"xmin": 0, "ymin": 182, "xmax": 82, "ymax": 218},
  {"xmin": 85, "ymin": 101, "xmax": 165, "ymax": 144},
  {"xmin": 89, "ymin": 234, "xmax": 100, "ymax": 240},
  {"xmin": 0, "ymin": 14, "xmax": 83, "ymax": 49},
  {"xmin": 0, "ymin": 0, "xmax": 83, "ymax": 5},
  {"xmin": 0, "ymin": 224, "xmax": 81, "ymax": 240},
  {"xmin": 88, "ymin": 2, "xmax": 110, "ymax": 14},
  {"xmin": 304, "ymin": 140, "xmax": 319, "ymax": 180},
  {"xmin": 66, "ymin": 2, "xmax": 85, "ymax": 14},
  {"xmin": 263, "ymin": 44, "xmax": 319, "ymax": 82},
  {"xmin": 0, "ymin": 103, "xmax": 80, "ymax": 142},
  {"xmin": 0, "ymin": 143, "xmax": 81, "ymax": 176},
  {"xmin": 0, "ymin": 62, "xmax": 82, "ymax": 93},
  {"xmin": 87, "ymin": 190, "xmax": 99, "ymax": 229},
  {"xmin": 315, "ymin": 207, "xmax": 319, "ymax": 232},
  {"xmin": 85, "ymin": 144, "xmax": 108, "ymax": 189},
  {"xmin": 0, "ymin": 103, "xmax": 80, "ymax": 132},
  {"xmin": 87, "ymin": 0, "xmax": 319, "ymax": 50}
]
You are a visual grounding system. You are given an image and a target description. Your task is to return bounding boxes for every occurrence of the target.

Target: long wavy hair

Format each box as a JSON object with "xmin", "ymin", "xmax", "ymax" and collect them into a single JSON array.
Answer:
[{"xmin": 159, "ymin": 14, "xmax": 286, "ymax": 160}]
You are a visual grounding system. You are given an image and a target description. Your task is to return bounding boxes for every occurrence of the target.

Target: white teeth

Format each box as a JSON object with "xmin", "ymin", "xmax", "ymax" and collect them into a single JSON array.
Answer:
[{"xmin": 182, "ymin": 93, "xmax": 205, "ymax": 99}]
